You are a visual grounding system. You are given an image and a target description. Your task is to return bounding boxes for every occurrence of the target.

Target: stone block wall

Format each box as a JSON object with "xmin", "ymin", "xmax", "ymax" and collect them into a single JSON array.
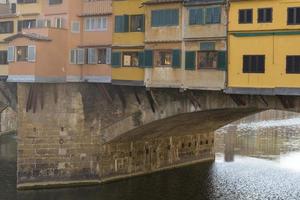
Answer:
[{"xmin": 100, "ymin": 132, "xmax": 215, "ymax": 181}]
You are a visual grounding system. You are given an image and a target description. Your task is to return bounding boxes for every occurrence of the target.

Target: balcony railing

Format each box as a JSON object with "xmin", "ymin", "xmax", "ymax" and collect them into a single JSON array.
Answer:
[{"xmin": 81, "ymin": 0, "xmax": 112, "ymax": 16}]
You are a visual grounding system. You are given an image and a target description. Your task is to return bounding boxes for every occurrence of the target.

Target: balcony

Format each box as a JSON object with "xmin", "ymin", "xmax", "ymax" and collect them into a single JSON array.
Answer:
[{"xmin": 81, "ymin": 0, "xmax": 112, "ymax": 17}]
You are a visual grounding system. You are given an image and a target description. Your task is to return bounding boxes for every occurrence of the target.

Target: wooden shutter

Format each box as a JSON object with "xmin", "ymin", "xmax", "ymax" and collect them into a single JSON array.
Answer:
[
  {"xmin": 28, "ymin": 45, "xmax": 36, "ymax": 62},
  {"xmin": 144, "ymin": 50, "xmax": 153, "ymax": 68},
  {"xmin": 106, "ymin": 48, "xmax": 111, "ymax": 65},
  {"xmin": 172, "ymin": 49, "xmax": 181, "ymax": 68},
  {"xmin": 205, "ymin": 7, "xmax": 213, "ymax": 24},
  {"xmin": 185, "ymin": 51, "xmax": 196, "ymax": 70},
  {"xmin": 213, "ymin": 7, "xmax": 221, "ymax": 23},
  {"xmin": 217, "ymin": 51, "xmax": 227, "ymax": 71},
  {"xmin": 189, "ymin": 8, "xmax": 204, "ymax": 25},
  {"xmin": 140, "ymin": 15, "xmax": 145, "ymax": 32},
  {"xmin": 123, "ymin": 15, "xmax": 129, "ymax": 32},
  {"xmin": 111, "ymin": 52, "xmax": 121, "ymax": 67},
  {"xmin": 88, "ymin": 48, "xmax": 97, "ymax": 64},
  {"xmin": 115, "ymin": 16, "xmax": 123, "ymax": 32},
  {"xmin": 7, "ymin": 46, "xmax": 15, "ymax": 63},
  {"xmin": 138, "ymin": 51, "xmax": 145, "ymax": 67},
  {"xmin": 77, "ymin": 49, "xmax": 85, "ymax": 65}
]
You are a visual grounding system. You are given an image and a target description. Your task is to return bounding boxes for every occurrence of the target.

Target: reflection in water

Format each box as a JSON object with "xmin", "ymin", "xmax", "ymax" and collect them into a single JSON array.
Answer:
[{"xmin": 1, "ymin": 110, "xmax": 300, "ymax": 200}]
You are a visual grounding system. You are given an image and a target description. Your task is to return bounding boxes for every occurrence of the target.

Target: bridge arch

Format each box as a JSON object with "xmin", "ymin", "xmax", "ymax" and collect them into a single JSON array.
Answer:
[{"xmin": 15, "ymin": 83, "xmax": 300, "ymax": 189}]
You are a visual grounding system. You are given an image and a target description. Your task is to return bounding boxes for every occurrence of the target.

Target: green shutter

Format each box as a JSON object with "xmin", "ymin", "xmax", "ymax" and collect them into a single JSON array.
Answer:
[
  {"xmin": 189, "ymin": 8, "xmax": 204, "ymax": 25},
  {"xmin": 185, "ymin": 51, "xmax": 196, "ymax": 70},
  {"xmin": 124, "ymin": 15, "xmax": 129, "ymax": 32},
  {"xmin": 112, "ymin": 52, "xmax": 121, "ymax": 68},
  {"xmin": 138, "ymin": 51, "xmax": 145, "ymax": 67},
  {"xmin": 141, "ymin": 15, "xmax": 145, "ymax": 32},
  {"xmin": 172, "ymin": 49, "xmax": 181, "ymax": 68},
  {"xmin": 205, "ymin": 7, "xmax": 213, "ymax": 24},
  {"xmin": 115, "ymin": 16, "xmax": 123, "ymax": 32},
  {"xmin": 213, "ymin": 7, "xmax": 221, "ymax": 23},
  {"xmin": 144, "ymin": 50, "xmax": 153, "ymax": 68},
  {"xmin": 217, "ymin": 51, "xmax": 227, "ymax": 71}
]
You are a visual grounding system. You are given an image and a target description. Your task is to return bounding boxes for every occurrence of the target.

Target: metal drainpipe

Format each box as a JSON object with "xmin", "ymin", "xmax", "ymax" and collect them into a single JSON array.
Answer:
[
  {"xmin": 181, "ymin": 2, "xmax": 186, "ymax": 91},
  {"xmin": 225, "ymin": 0, "xmax": 230, "ymax": 89}
]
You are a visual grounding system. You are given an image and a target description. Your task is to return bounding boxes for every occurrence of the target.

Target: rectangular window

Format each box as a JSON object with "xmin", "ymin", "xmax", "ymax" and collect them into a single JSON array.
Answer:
[
  {"xmin": 205, "ymin": 7, "xmax": 221, "ymax": 24},
  {"xmin": 151, "ymin": 9, "xmax": 179, "ymax": 27},
  {"xmin": 16, "ymin": 46, "xmax": 28, "ymax": 62},
  {"xmin": 197, "ymin": 51, "xmax": 218, "ymax": 69},
  {"xmin": 189, "ymin": 8, "xmax": 204, "ymax": 25},
  {"xmin": 243, "ymin": 55, "xmax": 265, "ymax": 73},
  {"xmin": 287, "ymin": 7, "xmax": 300, "ymax": 25},
  {"xmin": 258, "ymin": 8, "xmax": 272, "ymax": 23},
  {"xmin": 54, "ymin": 17, "xmax": 64, "ymax": 28},
  {"xmin": 0, "ymin": 21, "xmax": 14, "ymax": 34},
  {"xmin": 0, "ymin": 51, "xmax": 7, "ymax": 65},
  {"xmin": 49, "ymin": 0, "xmax": 62, "ymax": 5},
  {"xmin": 123, "ymin": 52, "xmax": 139, "ymax": 67},
  {"xmin": 130, "ymin": 15, "xmax": 144, "ymax": 32},
  {"xmin": 98, "ymin": 49, "xmax": 107, "ymax": 64},
  {"xmin": 70, "ymin": 49, "xmax": 84, "ymax": 65},
  {"xmin": 71, "ymin": 21, "xmax": 80, "ymax": 33},
  {"xmin": 36, "ymin": 19, "xmax": 51, "ymax": 28},
  {"xmin": 239, "ymin": 9, "xmax": 253, "ymax": 24},
  {"xmin": 154, "ymin": 51, "xmax": 172, "ymax": 67},
  {"xmin": 85, "ymin": 17, "xmax": 107, "ymax": 31},
  {"xmin": 18, "ymin": 19, "xmax": 36, "ymax": 32},
  {"xmin": 286, "ymin": 56, "xmax": 300, "ymax": 73}
]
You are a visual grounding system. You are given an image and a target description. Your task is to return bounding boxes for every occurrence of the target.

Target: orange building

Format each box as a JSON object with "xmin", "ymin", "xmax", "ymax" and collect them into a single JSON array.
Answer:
[{"xmin": 5, "ymin": 0, "xmax": 112, "ymax": 83}]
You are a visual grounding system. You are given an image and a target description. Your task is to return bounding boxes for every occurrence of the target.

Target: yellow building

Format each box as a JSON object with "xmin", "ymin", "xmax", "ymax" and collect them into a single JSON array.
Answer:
[
  {"xmin": 227, "ymin": 0, "xmax": 300, "ymax": 95},
  {"xmin": 0, "ymin": 1, "xmax": 41, "ymax": 78},
  {"xmin": 111, "ymin": 0, "xmax": 146, "ymax": 86}
]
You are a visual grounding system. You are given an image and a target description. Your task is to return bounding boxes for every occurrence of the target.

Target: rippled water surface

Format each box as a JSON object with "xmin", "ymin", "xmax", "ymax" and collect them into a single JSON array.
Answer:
[{"xmin": 1, "ymin": 110, "xmax": 300, "ymax": 200}]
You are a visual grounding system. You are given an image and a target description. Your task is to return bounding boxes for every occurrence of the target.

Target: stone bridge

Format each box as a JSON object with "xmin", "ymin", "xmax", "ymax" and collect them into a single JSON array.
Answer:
[{"xmin": 3, "ymin": 83, "xmax": 299, "ymax": 189}]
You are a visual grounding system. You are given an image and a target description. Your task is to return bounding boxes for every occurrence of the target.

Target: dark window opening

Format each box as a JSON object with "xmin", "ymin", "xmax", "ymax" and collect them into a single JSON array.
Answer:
[
  {"xmin": 0, "ymin": 51, "xmax": 7, "ymax": 65},
  {"xmin": 243, "ymin": 55, "xmax": 265, "ymax": 73},
  {"xmin": 288, "ymin": 7, "xmax": 300, "ymax": 25},
  {"xmin": 258, "ymin": 8, "xmax": 272, "ymax": 23},
  {"xmin": 286, "ymin": 56, "xmax": 300, "ymax": 74},
  {"xmin": 239, "ymin": 9, "xmax": 253, "ymax": 24}
]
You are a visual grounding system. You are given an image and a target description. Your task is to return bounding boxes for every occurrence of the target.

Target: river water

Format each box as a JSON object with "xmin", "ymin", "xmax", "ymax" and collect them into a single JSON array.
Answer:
[{"xmin": 1, "ymin": 110, "xmax": 300, "ymax": 200}]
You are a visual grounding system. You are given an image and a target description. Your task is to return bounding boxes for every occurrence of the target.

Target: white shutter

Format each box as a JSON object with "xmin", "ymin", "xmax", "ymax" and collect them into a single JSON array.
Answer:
[
  {"xmin": 28, "ymin": 45, "xmax": 36, "ymax": 62},
  {"xmin": 70, "ymin": 49, "xmax": 76, "ymax": 64},
  {"xmin": 106, "ymin": 48, "xmax": 111, "ymax": 64},
  {"xmin": 71, "ymin": 21, "xmax": 80, "ymax": 33},
  {"xmin": 7, "ymin": 46, "xmax": 15, "ymax": 63},
  {"xmin": 88, "ymin": 48, "xmax": 97, "ymax": 64},
  {"xmin": 77, "ymin": 49, "xmax": 85, "ymax": 65}
]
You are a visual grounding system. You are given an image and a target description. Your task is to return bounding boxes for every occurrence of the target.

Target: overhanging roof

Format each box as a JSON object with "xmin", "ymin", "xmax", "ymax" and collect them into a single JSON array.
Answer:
[{"xmin": 4, "ymin": 32, "xmax": 52, "ymax": 42}]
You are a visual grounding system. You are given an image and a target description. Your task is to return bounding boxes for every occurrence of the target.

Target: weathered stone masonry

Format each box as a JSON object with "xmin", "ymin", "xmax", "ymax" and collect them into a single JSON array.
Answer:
[{"xmin": 16, "ymin": 83, "xmax": 300, "ymax": 188}]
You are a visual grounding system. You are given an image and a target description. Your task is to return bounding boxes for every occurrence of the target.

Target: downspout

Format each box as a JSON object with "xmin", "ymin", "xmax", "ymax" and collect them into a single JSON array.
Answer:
[
  {"xmin": 181, "ymin": 1, "xmax": 185, "ymax": 91},
  {"xmin": 225, "ymin": 0, "xmax": 230, "ymax": 89}
]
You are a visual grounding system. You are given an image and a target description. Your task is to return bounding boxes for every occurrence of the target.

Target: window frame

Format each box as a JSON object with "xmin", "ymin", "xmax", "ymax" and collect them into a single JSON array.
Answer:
[
  {"xmin": 197, "ymin": 51, "xmax": 219, "ymax": 70},
  {"xmin": 257, "ymin": 8, "xmax": 273, "ymax": 23},
  {"xmin": 286, "ymin": 55, "xmax": 300, "ymax": 74},
  {"xmin": 122, "ymin": 52, "xmax": 139, "ymax": 67},
  {"xmin": 243, "ymin": 55, "xmax": 265, "ymax": 73},
  {"xmin": 238, "ymin": 9, "xmax": 253, "ymax": 24}
]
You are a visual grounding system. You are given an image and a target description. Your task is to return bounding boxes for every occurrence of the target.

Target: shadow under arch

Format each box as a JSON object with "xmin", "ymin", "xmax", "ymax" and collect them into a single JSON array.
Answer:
[{"xmin": 109, "ymin": 107, "xmax": 267, "ymax": 144}]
